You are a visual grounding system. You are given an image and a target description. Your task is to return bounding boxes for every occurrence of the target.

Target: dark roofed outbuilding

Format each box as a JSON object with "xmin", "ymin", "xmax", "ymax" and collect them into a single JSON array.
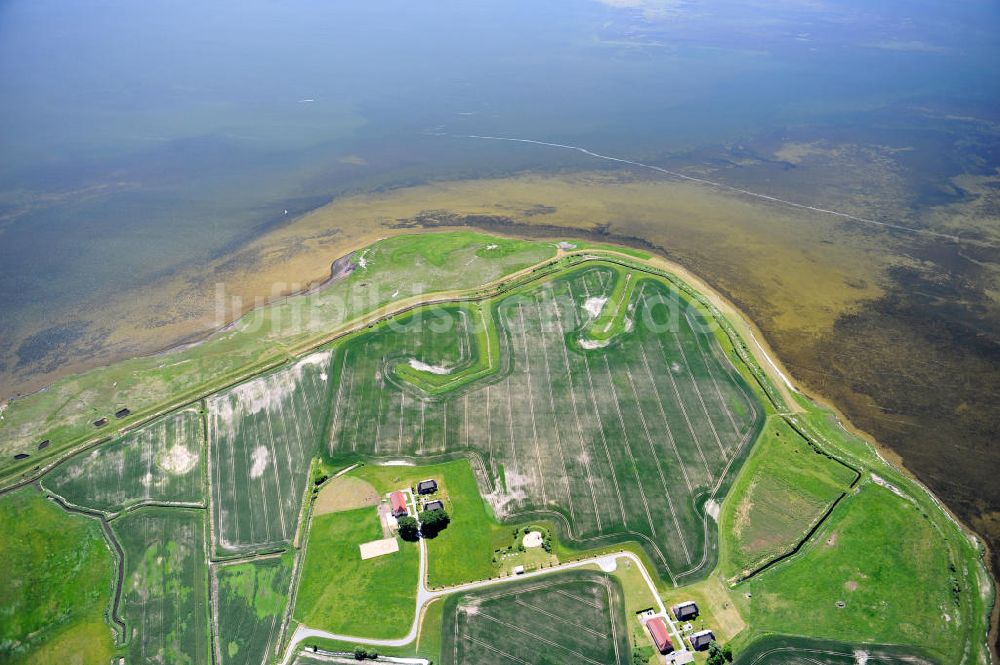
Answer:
[
  {"xmin": 93, "ymin": 418, "xmax": 108, "ymax": 427},
  {"xmin": 672, "ymin": 601, "xmax": 699, "ymax": 621},
  {"xmin": 37, "ymin": 440, "xmax": 50, "ymax": 450},
  {"xmin": 423, "ymin": 500, "xmax": 444, "ymax": 512},
  {"xmin": 115, "ymin": 408, "xmax": 131, "ymax": 419},
  {"xmin": 416, "ymin": 479, "xmax": 438, "ymax": 495},
  {"xmin": 689, "ymin": 629, "xmax": 715, "ymax": 651}
]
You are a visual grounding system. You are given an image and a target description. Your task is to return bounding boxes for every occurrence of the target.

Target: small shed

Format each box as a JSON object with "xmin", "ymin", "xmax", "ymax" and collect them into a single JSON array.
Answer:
[
  {"xmin": 416, "ymin": 479, "xmax": 438, "ymax": 495},
  {"xmin": 93, "ymin": 417, "xmax": 108, "ymax": 427},
  {"xmin": 423, "ymin": 499, "xmax": 444, "ymax": 512},
  {"xmin": 390, "ymin": 491, "xmax": 408, "ymax": 518},
  {"xmin": 689, "ymin": 629, "xmax": 715, "ymax": 651},
  {"xmin": 672, "ymin": 600, "xmax": 699, "ymax": 622},
  {"xmin": 115, "ymin": 408, "xmax": 131, "ymax": 419},
  {"xmin": 645, "ymin": 617, "xmax": 673, "ymax": 654}
]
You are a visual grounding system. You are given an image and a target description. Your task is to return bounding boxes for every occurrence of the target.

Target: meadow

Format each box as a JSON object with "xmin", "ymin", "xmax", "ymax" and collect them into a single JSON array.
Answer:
[
  {"xmin": 0, "ymin": 488, "xmax": 116, "ymax": 665},
  {"xmin": 113, "ymin": 507, "xmax": 210, "ymax": 665},
  {"xmin": 293, "ymin": 506, "xmax": 419, "ymax": 639},
  {"xmin": 214, "ymin": 554, "xmax": 293, "ymax": 665},
  {"xmin": 718, "ymin": 415, "xmax": 858, "ymax": 580},
  {"xmin": 439, "ymin": 570, "xmax": 631, "ymax": 665}
]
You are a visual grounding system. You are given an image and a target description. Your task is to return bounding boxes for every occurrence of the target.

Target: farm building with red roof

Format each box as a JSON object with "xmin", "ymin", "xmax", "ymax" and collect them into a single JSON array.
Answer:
[
  {"xmin": 390, "ymin": 491, "xmax": 408, "ymax": 518},
  {"xmin": 646, "ymin": 616, "xmax": 673, "ymax": 654}
]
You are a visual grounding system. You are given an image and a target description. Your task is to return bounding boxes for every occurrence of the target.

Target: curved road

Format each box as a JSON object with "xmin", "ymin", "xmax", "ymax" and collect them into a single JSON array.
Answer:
[{"xmin": 279, "ymin": 542, "xmax": 687, "ymax": 664}]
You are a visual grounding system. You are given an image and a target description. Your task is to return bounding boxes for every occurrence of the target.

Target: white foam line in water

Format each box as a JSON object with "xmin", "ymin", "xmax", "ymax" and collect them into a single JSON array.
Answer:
[{"xmin": 455, "ymin": 133, "xmax": 971, "ymax": 244}]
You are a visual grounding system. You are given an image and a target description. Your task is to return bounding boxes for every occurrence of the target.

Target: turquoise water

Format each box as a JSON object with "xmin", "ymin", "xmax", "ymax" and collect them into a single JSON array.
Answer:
[{"xmin": 0, "ymin": 0, "xmax": 997, "ymax": 378}]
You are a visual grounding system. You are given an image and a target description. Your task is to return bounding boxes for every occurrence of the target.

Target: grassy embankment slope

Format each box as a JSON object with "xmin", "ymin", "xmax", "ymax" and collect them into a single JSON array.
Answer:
[{"xmin": 0, "ymin": 488, "xmax": 117, "ymax": 665}]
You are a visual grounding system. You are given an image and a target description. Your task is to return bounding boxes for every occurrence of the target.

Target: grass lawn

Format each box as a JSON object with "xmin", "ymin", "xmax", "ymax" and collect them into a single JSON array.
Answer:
[
  {"xmin": 0, "ymin": 487, "xmax": 117, "ymax": 665},
  {"xmin": 294, "ymin": 506, "xmax": 419, "ymax": 639},
  {"xmin": 352, "ymin": 458, "xmax": 516, "ymax": 588},
  {"xmin": 734, "ymin": 482, "xmax": 960, "ymax": 659},
  {"xmin": 719, "ymin": 415, "xmax": 857, "ymax": 580}
]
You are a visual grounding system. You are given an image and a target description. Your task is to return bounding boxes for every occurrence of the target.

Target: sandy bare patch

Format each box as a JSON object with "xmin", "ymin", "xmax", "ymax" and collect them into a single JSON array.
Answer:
[
  {"xmin": 583, "ymin": 296, "xmax": 607, "ymax": 318},
  {"xmin": 845, "ymin": 580, "xmax": 859, "ymax": 592},
  {"xmin": 522, "ymin": 531, "xmax": 544, "ymax": 548},
  {"xmin": 704, "ymin": 499, "xmax": 720, "ymax": 522},
  {"xmin": 578, "ymin": 337, "xmax": 609, "ymax": 349},
  {"xmin": 359, "ymin": 537, "xmax": 399, "ymax": 560},
  {"xmin": 249, "ymin": 446, "xmax": 270, "ymax": 479},
  {"xmin": 826, "ymin": 531, "xmax": 838, "ymax": 547},
  {"xmin": 314, "ymin": 476, "xmax": 380, "ymax": 515},
  {"xmin": 158, "ymin": 444, "xmax": 198, "ymax": 475},
  {"xmin": 408, "ymin": 359, "xmax": 452, "ymax": 375}
]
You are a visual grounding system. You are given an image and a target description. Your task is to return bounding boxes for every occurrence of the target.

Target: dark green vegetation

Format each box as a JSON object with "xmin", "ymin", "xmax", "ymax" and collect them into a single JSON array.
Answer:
[
  {"xmin": 0, "ymin": 488, "xmax": 116, "ymax": 665},
  {"xmin": 42, "ymin": 407, "xmax": 205, "ymax": 515},
  {"xmin": 732, "ymin": 635, "xmax": 936, "ymax": 664},
  {"xmin": 294, "ymin": 506, "xmax": 419, "ymax": 639},
  {"xmin": 439, "ymin": 570, "xmax": 631, "ymax": 665},
  {"xmin": 214, "ymin": 555, "xmax": 293, "ymax": 665},
  {"xmin": 113, "ymin": 507, "xmax": 210, "ymax": 664},
  {"xmin": 327, "ymin": 262, "xmax": 764, "ymax": 582},
  {"xmin": 719, "ymin": 416, "xmax": 858, "ymax": 580}
]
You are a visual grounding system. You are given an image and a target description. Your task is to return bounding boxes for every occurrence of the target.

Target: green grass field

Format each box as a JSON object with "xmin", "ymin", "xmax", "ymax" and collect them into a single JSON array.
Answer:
[
  {"xmin": 41, "ymin": 407, "xmax": 205, "ymax": 515},
  {"xmin": 732, "ymin": 634, "xmax": 936, "ymax": 664},
  {"xmin": 113, "ymin": 507, "xmax": 210, "ymax": 665},
  {"xmin": 326, "ymin": 263, "xmax": 764, "ymax": 583},
  {"xmin": 439, "ymin": 570, "xmax": 631, "ymax": 665},
  {"xmin": 0, "ymin": 487, "xmax": 116, "ymax": 665},
  {"xmin": 718, "ymin": 415, "xmax": 857, "ymax": 580},
  {"xmin": 734, "ymin": 482, "xmax": 963, "ymax": 660},
  {"xmin": 214, "ymin": 554, "xmax": 293, "ymax": 665},
  {"xmin": 294, "ymin": 505, "xmax": 419, "ymax": 639}
]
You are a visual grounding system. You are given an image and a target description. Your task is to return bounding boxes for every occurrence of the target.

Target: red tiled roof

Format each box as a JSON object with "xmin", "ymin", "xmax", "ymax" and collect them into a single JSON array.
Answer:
[
  {"xmin": 646, "ymin": 617, "xmax": 672, "ymax": 653},
  {"xmin": 390, "ymin": 491, "xmax": 408, "ymax": 515}
]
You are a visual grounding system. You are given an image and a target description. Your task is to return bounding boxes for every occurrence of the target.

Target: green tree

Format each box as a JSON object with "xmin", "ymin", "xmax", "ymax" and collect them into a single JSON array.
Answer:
[
  {"xmin": 419, "ymin": 508, "xmax": 451, "ymax": 538},
  {"xmin": 397, "ymin": 515, "xmax": 420, "ymax": 541},
  {"xmin": 707, "ymin": 641, "xmax": 731, "ymax": 665}
]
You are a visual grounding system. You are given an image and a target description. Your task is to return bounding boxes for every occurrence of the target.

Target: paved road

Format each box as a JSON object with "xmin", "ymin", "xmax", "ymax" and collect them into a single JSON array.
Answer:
[{"xmin": 279, "ymin": 541, "xmax": 688, "ymax": 664}]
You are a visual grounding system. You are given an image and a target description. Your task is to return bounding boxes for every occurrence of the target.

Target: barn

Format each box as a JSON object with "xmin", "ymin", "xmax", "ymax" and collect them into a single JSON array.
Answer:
[
  {"xmin": 689, "ymin": 629, "xmax": 715, "ymax": 651},
  {"xmin": 645, "ymin": 617, "xmax": 673, "ymax": 654},
  {"xmin": 672, "ymin": 601, "xmax": 699, "ymax": 622},
  {"xmin": 416, "ymin": 479, "xmax": 438, "ymax": 495},
  {"xmin": 390, "ymin": 491, "xmax": 408, "ymax": 518},
  {"xmin": 423, "ymin": 499, "xmax": 444, "ymax": 512}
]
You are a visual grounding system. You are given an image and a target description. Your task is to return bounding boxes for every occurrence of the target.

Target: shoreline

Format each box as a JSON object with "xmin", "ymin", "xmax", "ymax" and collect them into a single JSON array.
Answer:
[{"xmin": 3, "ymin": 228, "xmax": 994, "ymax": 659}]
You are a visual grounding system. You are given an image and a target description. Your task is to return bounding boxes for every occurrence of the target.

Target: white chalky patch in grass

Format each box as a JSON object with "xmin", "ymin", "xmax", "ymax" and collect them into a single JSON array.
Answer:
[
  {"xmin": 382, "ymin": 460, "xmax": 415, "ymax": 466},
  {"xmin": 522, "ymin": 531, "xmax": 544, "ymax": 548},
  {"xmin": 249, "ymin": 446, "xmax": 270, "ymax": 479},
  {"xmin": 158, "ymin": 445, "xmax": 198, "ymax": 475},
  {"xmin": 578, "ymin": 338, "xmax": 609, "ymax": 349},
  {"xmin": 854, "ymin": 651, "xmax": 869, "ymax": 665},
  {"xmin": 704, "ymin": 499, "xmax": 720, "ymax": 522},
  {"xmin": 408, "ymin": 359, "xmax": 453, "ymax": 375},
  {"xmin": 583, "ymin": 296, "xmax": 607, "ymax": 318},
  {"xmin": 212, "ymin": 351, "xmax": 331, "ymax": 427}
]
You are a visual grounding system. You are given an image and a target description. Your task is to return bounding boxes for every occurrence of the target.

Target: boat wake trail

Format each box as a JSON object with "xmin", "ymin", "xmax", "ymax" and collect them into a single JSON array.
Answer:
[{"xmin": 453, "ymin": 133, "xmax": 970, "ymax": 245}]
